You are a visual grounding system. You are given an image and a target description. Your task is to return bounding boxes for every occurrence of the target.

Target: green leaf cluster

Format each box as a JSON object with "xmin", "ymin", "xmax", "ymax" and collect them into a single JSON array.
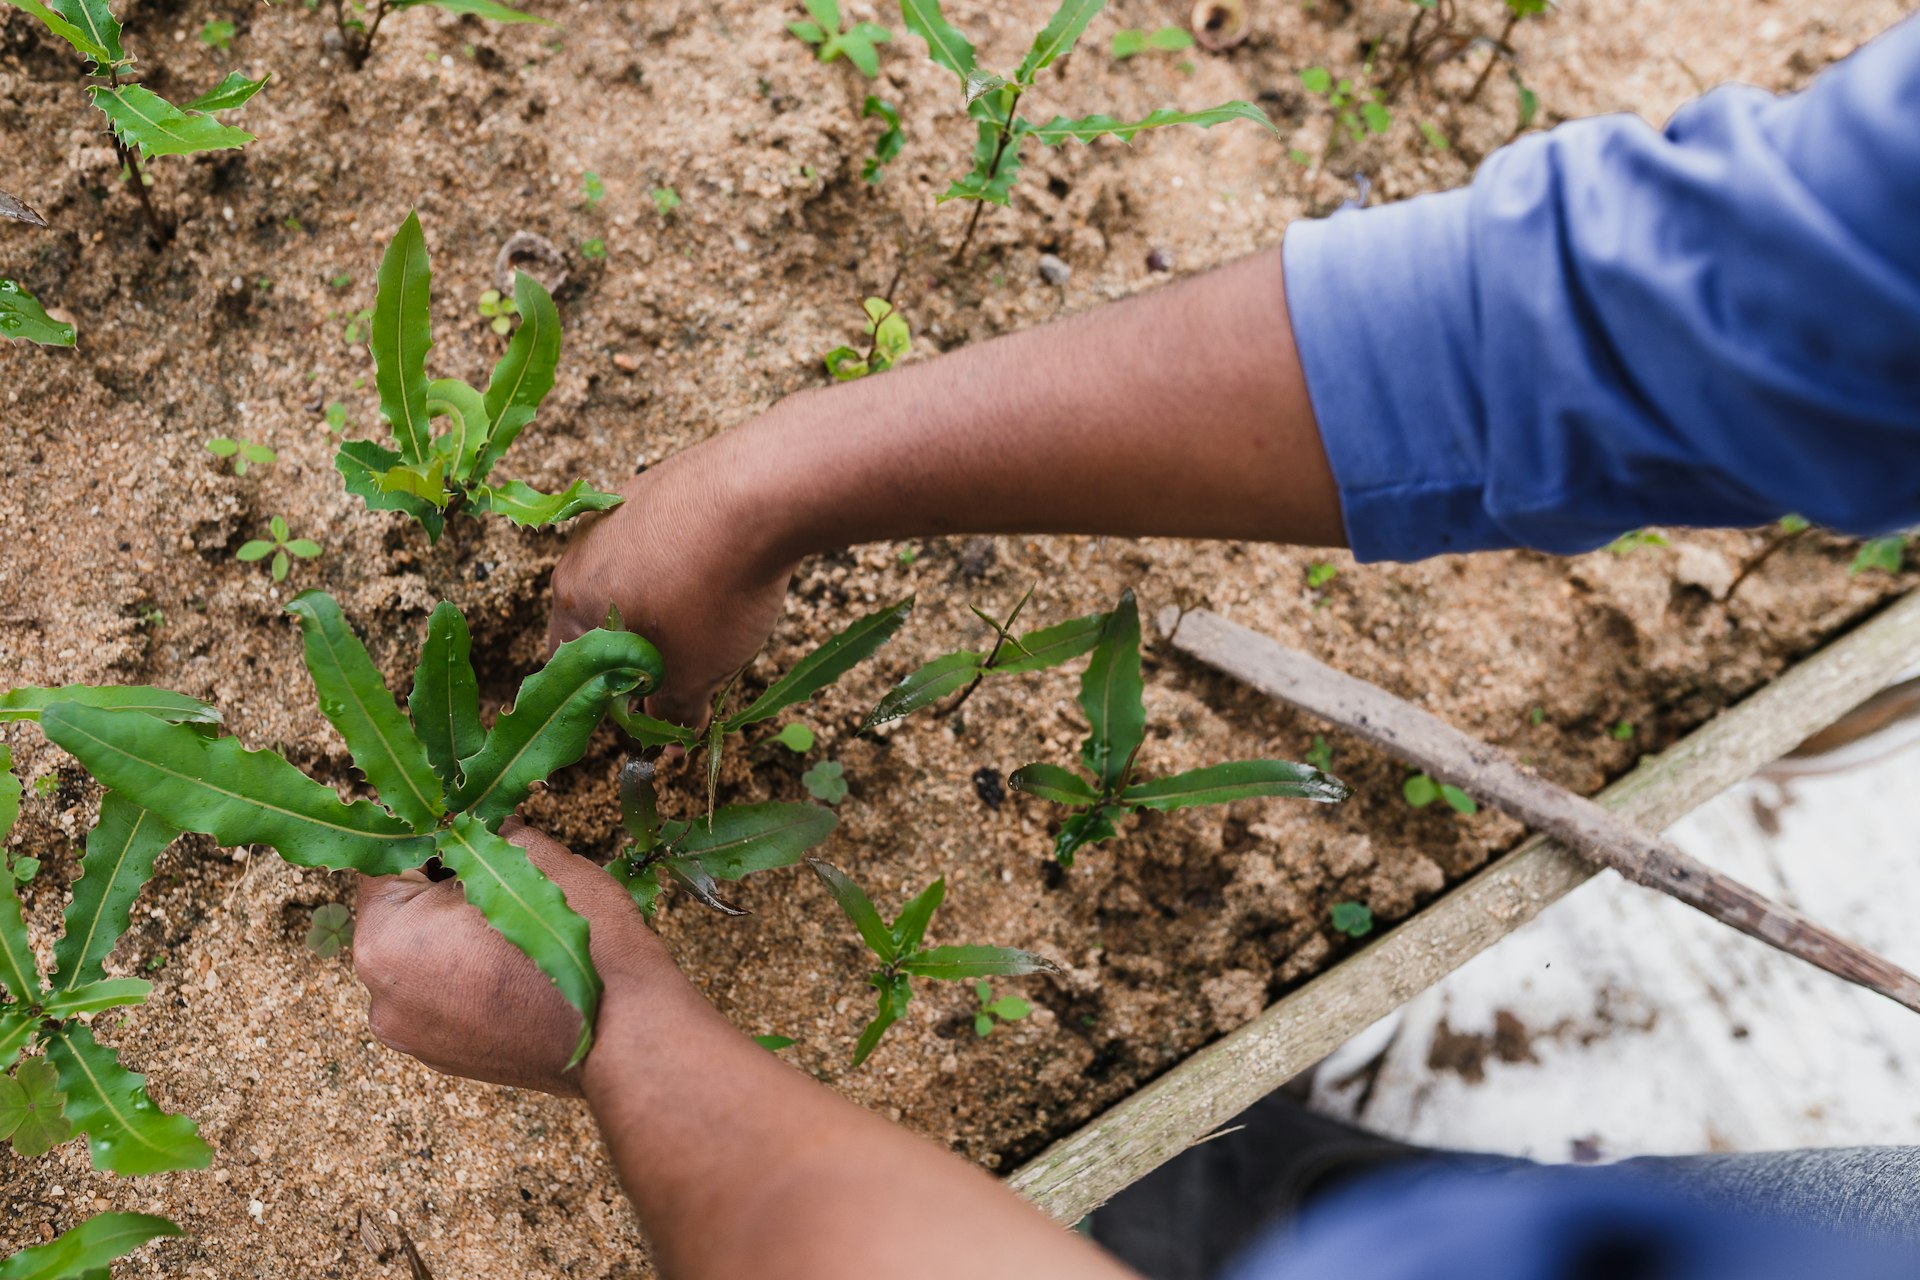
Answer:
[
  {"xmin": 901, "ymin": 0, "xmax": 1276, "ymax": 210},
  {"xmin": 235, "ymin": 514, "xmax": 321, "ymax": 583},
  {"xmin": 1299, "ymin": 65, "xmax": 1391, "ymax": 143},
  {"xmin": 1009, "ymin": 591, "xmax": 1351, "ymax": 865},
  {"xmin": 787, "ymin": 0, "xmax": 891, "ymax": 77},
  {"xmin": 205, "ymin": 437, "xmax": 276, "ymax": 476},
  {"xmin": 810, "ymin": 859, "xmax": 1052, "ymax": 1065},
  {"xmin": 38, "ymin": 594, "xmax": 663, "ymax": 1068},
  {"xmin": 336, "ymin": 211, "xmax": 622, "ymax": 542},
  {"xmin": 0, "ymin": 278, "xmax": 75, "ymax": 348},
  {"xmin": 824, "ymin": 296, "xmax": 911, "ymax": 381},
  {"xmin": 1329, "ymin": 901, "xmax": 1374, "ymax": 938}
]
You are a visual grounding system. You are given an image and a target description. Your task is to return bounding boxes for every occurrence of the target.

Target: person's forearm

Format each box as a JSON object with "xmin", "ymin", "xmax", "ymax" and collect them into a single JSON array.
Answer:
[
  {"xmin": 581, "ymin": 971, "xmax": 1133, "ymax": 1280},
  {"xmin": 702, "ymin": 245, "xmax": 1342, "ymax": 577}
]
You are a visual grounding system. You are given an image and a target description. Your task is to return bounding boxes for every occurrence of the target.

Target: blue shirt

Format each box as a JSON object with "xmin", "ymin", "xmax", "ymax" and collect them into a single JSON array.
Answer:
[{"xmin": 1284, "ymin": 16, "xmax": 1920, "ymax": 562}]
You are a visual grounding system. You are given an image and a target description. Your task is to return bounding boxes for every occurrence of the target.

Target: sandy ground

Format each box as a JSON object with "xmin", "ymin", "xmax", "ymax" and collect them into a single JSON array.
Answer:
[{"xmin": 2, "ymin": 0, "xmax": 1916, "ymax": 1272}]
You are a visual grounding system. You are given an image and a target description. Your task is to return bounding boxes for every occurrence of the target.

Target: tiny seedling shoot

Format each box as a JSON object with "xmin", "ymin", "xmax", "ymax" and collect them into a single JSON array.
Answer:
[
  {"xmin": 0, "ymin": 0, "xmax": 267, "ymax": 243},
  {"xmin": 1402, "ymin": 772, "xmax": 1477, "ymax": 814},
  {"xmin": 973, "ymin": 982, "xmax": 1031, "ymax": 1037},
  {"xmin": 1009, "ymin": 590, "xmax": 1351, "ymax": 865},
  {"xmin": 335, "ymin": 212, "xmax": 622, "ymax": 542},
  {"xmin": 863, "ymin": 96, "xmax": 905, "ymax": 182},
  {"xmin": 898, "ymin": 0, "xmax": 1277, "ymax": 258},
  {"xmin": 236, "ymin": 516, "xmax": 322, "ymax": 583},
  {"xmin": 824, "ymin": 294, "xmax": 911, "ymax": 381},
  {"xmin": 205, "ymin": 437, "xmax": 276, "ymax": 476},
  {"xmin": 786, "ymin": 0, "xmax": 892, "ymax": 77},
  {"xmin": 329, "ymin": 0, "xmax": 552, "ymax": 70},
  {"xmin": 809, "ymin": 859, "xmax": 1052, "ymax": 1065},
  {"xmin": 36, "ymin": 593, "xmax": 665, "ymax": 1069}
]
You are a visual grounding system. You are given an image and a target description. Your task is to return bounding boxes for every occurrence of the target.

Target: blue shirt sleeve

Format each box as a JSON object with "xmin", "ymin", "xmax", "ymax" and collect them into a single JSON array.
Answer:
[{"xmin": 1283, "ymin": 16, "xmax": 1920, "ymax": 563}]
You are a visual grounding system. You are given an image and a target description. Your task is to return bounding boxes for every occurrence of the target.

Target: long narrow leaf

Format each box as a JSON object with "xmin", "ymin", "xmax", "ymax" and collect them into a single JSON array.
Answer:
[
  {"xmin": 0, "ymin": 1009, "xmax": 33, "ymax": 1072},
  {"xmin": 396, "ymin": 0, "xmax": 553, "ymax": 22},
  {"xmin": 1121, "ymin": 759, "xmax": 1351, "ymax": 811},
  {"xmin": 52, "ymin": 792, "xmax": 179, "ymax": 990},
  {"xmin": 408, "ymin": 602, "xmax": 484, "ymax": 791},
  {"xmin": 40, "ymin": 977, "xmax": 151, "ymax": 1018},
  {"xmin": 851, "ymin": 975, "xmax": 910, "ymax": 1067},
  {"xmin": 672, "ymin": 802, "xmax": 837, "ymax": 880},
  {"xmin": 42, "ymin": 705, "xmax": 435, "ymax": 876},
  {"xmin": 898, "ymin": 944, "xmax": 1054, "ymax": 980},
  {"xmin": 897, "ymin": 0, "xmax": 976, "ymax": 83},
  {"xmin": 335, "ymin": 439, "xmax": 446, "ymax": 540},
  {"xmin": 467, "ymin": 478, "xmax": 622, "ymax": 527},
  {"xmin": 1026, "ymin": 101, "xmax": 1278, "ymax": 146},
  {"xmin": 609, "ymin": 701, "xmax": 699, "ymax": 749},
  {"xmin": 288, "ymin": 592, "xmax": 444, "ymax": 832},
  {"xmin": 476, "ymin": 271, "xmax": 562, "ymax": 481},
  {"xmin": 90, "ymin": 85, "xmax": 253, "ymax": 158},
  {"xmin": 44, "ymin": 1022, "xmax": 211, "ymax": 1175},
  {"xmin": 889, "ymin": 877, "xmax": 944, "ymax": 954},
  {"xmin": 991, "ymin": 611, "xmax": 1106, "ymax": 674},
  {"xmin": 1014, "ymin": 0, "xmax": 1102, "ymax": 83},
  {"xmin": 808, "ymin": 859, "xmax": 896, "ymax": 963},
  {"xmin": 451, "ymin": 629, "xmax": 664, "ymax": 826},
  {"xmin": 0, "ymin": 685, "xmax": 217, "ymax": 726},
  {"xmin": 0, "ymin": 745, "xmax": 17, "ymax": 843},
  {"xmin": 436, "ymin": 816, "xmax": 600, "ymax": 1068},
  {"xmin": 371, "ymin": 211, "xmax": 435, "ymax": 463},
  {"xmin": 727, "ymin": 597, "xmax": 913, "ymax": 730},
  {"xmin": 1007, "ymin": 762, "xmax": 1098, "ymax": 806},
  {"xmin": 0, "ymin": 277, "xmax": 76, "ymax": 347},
  {"xmin": 0, "ymin": 873, "xmax": 39, "ymax": 1005},
  {"xmin": 1079, "ymin": 590, "xmax": 1145, "ymax": 791},
  {"xmin": 0, "ymin": 1213, "xmax": 182, "ymax": 1280},
  {"xmin": 862, "ymin": 649, "xmax": 982, "ymax": 729}
]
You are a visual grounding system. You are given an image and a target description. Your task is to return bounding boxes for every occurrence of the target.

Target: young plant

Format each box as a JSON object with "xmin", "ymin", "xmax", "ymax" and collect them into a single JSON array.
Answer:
[
  {"xmin": 864, "ymin": 585, "xmax": 1104, "ymax": 726},
  {"xmin": 1329, "ymin": 901, "xmax": 1374, "ymax": 938},
  {"xmin": 581, "ymin": 171, "xmax": 605, "ymax": 208},
  {"xmin": 810, "ymin": 859, "xmax": 1052, "ymax": 1065},
  {"xmin": 205, "ymin": 437, "xmax": 276, "ymax": 475},
  {"xmin": 1465, "ymin": 0, "xmax": 1550, "ymax": 103},
  {"xmin": 972, "ymin": 981, "xmax": 1031, "ymax": 1036},
  {"xmin": 650, "ymin": 187, "xmax": 681, "ymax": 217},
  {"xmin": 1299, "ymin": 64, "xmax": 1391, "ymax": 163},
  {"xmin": 901, "ymin": 0, "xmax": 1277, "ymax": 258},
  {"xmin": 0, "ymin": 278, "xmax": 74, "ymax": 348},
  {"xmin": 335, "ymin": 212, "xmax": 622, "ymax": 541},
  {"xmin": 236, "ymin": 515, "xmax": 321, "ymax": 583},
  {"xmin": 1110, "ymin": 26, "xmax": 1193, "ymax": 58},
  {"xmin": 477, "ymin": 287, "xmax": 518, "ymax": 335},
  {"xmin": 199, "ymin": 18, "xmax": 235, "ymax": 48},
  {"xmin": 38, "ymin": 593, "xmax": 664, "ymax": 1068},
  {"xmin": 862, "ymin": 95, "xmax": 905, "ymax": 183},
  {"xmin": 1605, "ymin": 528, "xmax": 1669, "ymax": 556},
  {"xmin": 610, "ymin": 759, "xmax": 837, "ymax": 919},
  {"xmin": 0, "ymin": 0, "xmax": 266, "ymax": 243},
  {"xmin": 786, "ymin": 0, "xmax": 891, "ymax": 77},
  {"xmin": 823, "ymin": 295, "xmax": 911, "ymax": 381},
  {"xmin": 329, "ymin": 0, "xmax": 551, "ymax": 70},
  {"xmin": 1851, "ymin": 536, "xmax": 1906, "ymax": 576},
  {"xmin": 613, "ymin": 597, "xmax": 913, "ymax": 818},
  {"xmin": 1403, "ymin": 772, "xmax": 1476, "ymax": 814},
  {"xmin": 1009, "ymin": 591, "xmax": 1351, "ymax": 865},
  {"xmin": 802, "ymin": 759, "xmax": 848, "ymax": 804}
]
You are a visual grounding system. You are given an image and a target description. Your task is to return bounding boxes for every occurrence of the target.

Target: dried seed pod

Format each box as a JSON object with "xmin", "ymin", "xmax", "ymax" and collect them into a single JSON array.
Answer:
[{"xmin": 1190, "ymin": 0, "xmax": 1249, "ymax": 51}]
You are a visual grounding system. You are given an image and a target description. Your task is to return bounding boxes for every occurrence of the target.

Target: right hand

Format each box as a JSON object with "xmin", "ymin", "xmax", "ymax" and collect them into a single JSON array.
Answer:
[{"xmin": 547, "ymin": 438, "xmax": 798, "ymax": 729}]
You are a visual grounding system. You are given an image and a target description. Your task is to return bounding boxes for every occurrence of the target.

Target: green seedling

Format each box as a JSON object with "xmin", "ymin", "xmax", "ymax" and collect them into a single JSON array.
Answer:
[
  {"xmin": 324, "ymin": 401, "xmax": 349, "ymax": 433},
  {"xmin": 897, "ymin": 545, "xmax": 919, "ymax": 566},
  {"xmin": 582, "ymin": 171, "xmax": 605, "ymax": 208},
  {"xmin": 803, "ymin": 760, "xmax": 848, "ymax": 804},
  {"xmin": 824, "ymin": 295, "xmax": 911, "ymax": 380},
  {"xmin": 1403, "ymin": 772, "xmax": 1477, "ymax": 814},
  {"xmin": 1851, "ymin": 536, "xmax": 1906, "ymax": 576},
  {"xmin": 1418, "ymin": 119, "xmax": 1449, "ymax": 150},
  {"xmin": 580, "ymin": 238, "xmax": 607, "ymax": 261},
  {"xmin": 477, "ymin": 287, "xmax": 519, "ymax": 335},
  {"xmin": 810, "ymin": 859, "xmax": 1052, "ymax": 1065},
  {"xmin": 1610, "ymin": 719, "xmax": 1634, "ymax": 742},
  {"xmin": 862, "ymin": 95, "xmax": 905, "ymax": 183},
  {"xmin": 972, "ymin": 981, "xmax": 1031, "ymax": 1036},
  {"xmin": 787, "ymin": 0, "xmax": 891, "ymax": 77},
  {"xmin": 0, "ymin": 1213, "xmax": 183, "ymax": 1278},
  {"xmin": 236, "ymin": 516, "xmax": 322, "ymax": 583},
  {"xmin": 8, "ymin": 856, "xmax": 39, "ymax": 887},
  {"xmin": 343, "ymin": 307, "xmax": 375, "ymax": 345},
  {"xmin": 611, "ymin": 759, "xmax": 837, "ymax": 919},
  {"xmin": 1305, "ymin": 734, "xmax": 1333, "ymax": 774},
  {"xmin": 1, "ymin": 0, "xmax": 267, "ymax": 244},
  {"xmin": 774, "ymin": 721, "xmax": 816, "ymax": 753},
  {"xmin": 205, "ymin": 437, "xmax": 276, "ymax": 475},
  {"xmin": 1010, "ymin": 591, "xmax": 1351, "ymax": 865},
  {"xmin": 901, "ymin": 0, "xmax": 1277, "ymax": 259},
  {"xmin": 865, "ymin": 585, "xmax": 1104, "ymax": 726},
  {"xmin": 0, "ymin": 278, "xmax": 76, "ymax": 348},
  {"xmin": 328, "ymin": 0, "xmax": 552, "ymax": 70},
  {"xmin": 37, "ymin": 593, "xmax": 665, "ymax": 1068},
  {"xmin": 1778, "ymin": 513, "xmax": 1812, "ymax": 534},
  {"xmin": 1110, "ymin": 26, "xmax": 1192, "ymax": 58},
  {"xmin": 335, "ymin": 211, "xmax": 622, "ymax": 541},
  {"xmin": 1329, "ymin": 901, "xmax": 1374, "ymax": 938},
  {"xmin": 1299, "ymin": 64, "xmax": 1391, "ymax": 162},
  {"xmin": 650, "ymin": 187, "xmax": 681, "ymax": 217},
  {"xmin": 613, "ymin": 597, "xmax": 913, "ymax": 819},
  {"xmin": 199, "ymin": 18, "xmax": 235, "ymax": 48},
  {"xmin": 1605, "ymin": 529, "xmax": 1669, "ymax": 556},
  {"xmin": 1306, "ymin": 562, "xmax": 1338, "ymax": 590},
  {"xmin": 306, "ymin": 903, "xmax": 353, "ymax": 957}
]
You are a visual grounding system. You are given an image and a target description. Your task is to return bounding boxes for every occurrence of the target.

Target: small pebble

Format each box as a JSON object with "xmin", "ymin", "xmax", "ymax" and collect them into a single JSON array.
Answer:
[
  {"xmin": 612, "ymin": 353, "xmax": 640, "ymax": 373},
  {"xmin": 1146, "ymin": 247, "xmax": 1173, "ymax": 273},
  {"xmin": 1037, "ymin": 254, "xmax": 1071, "ymax": 285}
]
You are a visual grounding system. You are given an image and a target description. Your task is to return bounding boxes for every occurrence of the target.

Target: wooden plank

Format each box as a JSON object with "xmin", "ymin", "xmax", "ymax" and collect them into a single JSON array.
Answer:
[{"xmin": 1009, "ymin": 590, "xmax": 1920, "ymax": 1222}]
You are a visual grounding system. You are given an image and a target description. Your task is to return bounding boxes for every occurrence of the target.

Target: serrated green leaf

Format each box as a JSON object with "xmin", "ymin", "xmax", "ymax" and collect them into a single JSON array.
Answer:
[
  {"xmin": 852, "ymin": 974, "xmax": 909, "ymax": 1066},
  {"xmin": 436, "ymin": 816, "xmax": 600, "ymax": 1068},
  {"xmin": 287, "ymin": 592, "xmax": 444, "ymax": 832},
  {"xmin": 451, "ymin": 629, "xmax": 664, "ymax": 826},
  {"xmin": 1015, "ymin": 0, "xmax": 1102, "ymax": 83},
  {"xmin": 608, "ymin": 702, "xmax": 699, "ymax": 749},
  {"xmin": 726, "ymin": 597, "xmax": 912, "ymax": 730},
  {"xmin": 671, "ymin": 802, "xmax": 836, "ymax": 880},
  {"xmin": 40, "ymin": 977, "xmax": 151, "ymax": 1018},
  {"xmin": 0, "ymin": 1010, "xmax": 33, "ymax": 1072},
  {"xmin": 809, "ymin": 859, "xmax": 896, "ymax": 963},
  {"xmin": 0, "ymin": 278, "xmax": 75, "ymax": 347},
  {"xmin": 1053, "ymin": 803, "xmax": 1121, "ymax": 866},
  {"xmin": 0, "ymin": 686, "xmax": 218, "ymax": 726},
  {"xmin": 426, "ymin": 377, "xmax": 490, "ymax": 486},
  {"xmin": 1120, "ymin": 759, "xmax": 1351, "ymax": 811},
  {"xmin": 335, "ymin": 439, "xmax": 446, "ymax": 541},
  {"xmin": 45, "ymin": 1022, "xmax": 211, "ymax": 1175},
  {"xmin": 374, "ymin": 457, "xmax": 450, "ymax": 510},
  {"xmin": 862, "ymin": 649, "xmax": 982, "ymax": 728},
  {"xmin": 0, "ymin": 0, "xmax": 111, "ymax": 63},
  {"xmin": 395, "ymin": 0, "xmax": 554, "ymax": 21},
  {"xmin": 52, "ymin": 793, "xmax": 179, "ymax": 991},
  {"xmin": 372, "ymin": 211, "xmax": 435, "ymax": 463},
  {"xmin": 899, "ymin": 944, "xmax": 1053, "ymax": 980},
  {"xmin": 897, "ymin": 0, "xmax": 975, "ymax": 82},
  {"xmin": 990, "ymin": 611, "xmax": 1106, "ymax": 674},
  {"xmin": 1008, "ymin": 762, "xmax": 1099, "ymax": 806},
  {"xmin": 90, "ymin": 85, "xmax": 253, "ymax": 158},
  {"xmin": 476, "ymin": 271, "xmax": 561, "ymax": 482},
  {"xmin": 889, "ymin": 877, "xmax": 943, "ymax": 954},
  {"xmin": 0, "ymin": 873, "xmax": 40, "ymax": 1006},
  {"xmin": 409, "ymin": 603, "xmax": 484, "ymax": 792},
  {"xmin": 1079, "ymin": 590, "xmax": 1144, "ymax": 791},
  {"xmin": 48, "ymin": 0, "xmax": 120, "ymax": 61},
  {"xmin": 467, "ymin": 478, "xmax": 623, "ymax": 527},
  {"xmin": 183, "ymin": 70, "xmax": 270, "ymax": 112},
  {"xmin": 42, "ymin": 705, "xmax": 434, "ymax": 876},
  {"xmin": 1027, "ymin": 100, "xmax": 1278, "ymax": 145},
  {"xmin": 0, "ymin": 1213, "xmax": 181, "ymax": 1280}
]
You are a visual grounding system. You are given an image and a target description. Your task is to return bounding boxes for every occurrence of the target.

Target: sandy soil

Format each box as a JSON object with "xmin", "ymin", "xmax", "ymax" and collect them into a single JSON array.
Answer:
[{"xmin": 2, "ymin": 0, "xmax": 1915, "ymax": 1272}]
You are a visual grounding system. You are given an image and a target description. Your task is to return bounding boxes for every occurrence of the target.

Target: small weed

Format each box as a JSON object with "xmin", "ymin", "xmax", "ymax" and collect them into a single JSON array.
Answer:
[
  {"xmin": 1403, "ymin": 772, "xmax": 1476, "ymax": 814},
  {"xmin": 753, "ymin": 1034, "xmax": 797, "ymax": 1052},
  {"xmin": 236, "ymin": 516, "xmax": 322, "ymax": 583},
  {"xmin": 324, "ymin": 402, "xmax": 348, "ymax": 434},
  {"xmin": 862, "ymin": 95, "xmax": 905, "ymax": 183},
  {"xmin": 199, "ymin": 19, "xmax": 236, "ymax": 49},
  {"xmin": 802, "ymin": 760, "xmax": 848, "ymax": 805},
  {"xmin": 973, "ymin": 981, "xmax": 1031, "ymax": 1036},
  {"xmin": 1329, "ymin": 901, "xmax": 1374, "ymax": 938},
  {"xmin": 1305, "ymin": 734, "xmax": 1333, "ymax": 774},
  {"xmin": 205, "ymin": 437, "xmax": 276, "ymax": 476},
  {"xmin": 650, "ymin": 187, "xmax": 681, "ymax": 217},
  {"xmin": 580, "ymin": 238, "xmax": 607, "ymax": 261},
  {"xmin": 1605, "ymin": 529, "xmax": 1669, "ymax": 556},
  {"xmin": 774, "ymin": 722, "xmax": 816, "ymax": 753},
  {"xmin": 477, "ymin": 287, "xmax": 519, "ymax": 336},
  {"xmin": 787, "ymin": 0, "xmax": 891, "ymax": 77},
  {"xmin": 824, "ymin": 294, "xmax": 911, "ymax": 381},
  {"xmin": 1610, "ymin": 719, "xmax": 1634, "ymax": 741},
  {"xmin": 1300, "ymin": 64, "xmax": 1391, "ymax": 160},
  {"xmin": 582, "ymin": 171, "xmax": 605, "ymax": 208},
  {"xmin": 9, "ymin": 855, "xmax": 39, "ymax": 886},
  {"xmin": 1851, "ymin": 536, "xmax": 1905, "ymax": 576},
  {"xmin": 329, "ymin": 272, "xmax": 353, "ymax": 290},
  {"xmin": 1306, "ymin": 561, "xmax": 1338, "ymax": 590},
  {"xmin": 306, "ymin": 903, "xmax": 353, "ymax": 957}
]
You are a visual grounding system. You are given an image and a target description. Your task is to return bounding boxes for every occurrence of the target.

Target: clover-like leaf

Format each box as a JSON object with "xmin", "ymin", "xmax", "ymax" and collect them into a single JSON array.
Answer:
[
  {"xmin": 409, "ymin": 603, "xmax": 484, "ymax": 793},
  {"xmin": 42, "ymin": 704, "xmax": 435, "ymax": 876},
  {"xmin": 467, "ymin": 478, "xmax": 623, "ymax": 527},
  {"xmin": 1329, "ymin": 901, "xmax": 1374, "ymax": 938},
  {"xmin": 476, "ymin": 271, "xmax": 562, "ymax": 482},
  {"xmin": 52, "ymin": 793, "xmax": 179, "ymax": 991},
  {"xmin": 0, "ymin": 1212, "xmax": 182, "ymax": 1280},
  {"xmin": 897, "ymin": 944, "xmax": 1054, "ymax": 980},
  {"xmin": 809, "ymin": 858, "xmax": 896, "ymax": 964},
  {"xmin": 1120, "ymin": 760, "xmax": 1351, "ymax": 811},
  {"xmin": 727, "ymin": 597, "xmax": 913, "ymax": 730},
  {"xmin": 0, "ymin": 1058, "xmax": 73, "ymax": 1159},
  {"xmin": 0, "ymin": 277, "xmax": 75, "ymax": 347},
  {"xmin": 45, "ymin": 1021, "xmax": 211, "ymax": 1175},
  {"xmin": 1079, "ymin": 590, "xmax": 1145, "ymax": 792},
  {"xmin": 0, "ymin": 0, "xmax": 113, "ymax": 64},
  {"xmin": 288, "ymin": 592, "xmax": 445, "ymax": 832},
  {"xmin": 90, "ymin": 84, "xmax": 253, "ymax": 158},
  {"xmin": 306, "ymin": 902, "xmax": 353, "ymax": 958},
  {"xmin": 371, "ymin": 210, "xmax": 435, "ymax": 463}
]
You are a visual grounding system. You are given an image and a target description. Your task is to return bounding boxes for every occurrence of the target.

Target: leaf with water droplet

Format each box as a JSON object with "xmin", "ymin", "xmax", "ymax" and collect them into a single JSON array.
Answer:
[{"xmin": 0, "ymin": 277, "xmax": 73, "ymax": 347}]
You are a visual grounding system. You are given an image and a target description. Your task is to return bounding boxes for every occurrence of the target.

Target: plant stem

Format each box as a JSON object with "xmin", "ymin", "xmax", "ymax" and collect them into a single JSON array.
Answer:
[
  {"xmin": 105, "ymin": 67, "xmax": 169, "ymax": 246},
  {"xmin": 1464, "ymin": 12, "xmax": 1520, "ymax": 103},
  {"xmin": 951, "ymin": 88, "xmax": 1023, "ymax": 264}
]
